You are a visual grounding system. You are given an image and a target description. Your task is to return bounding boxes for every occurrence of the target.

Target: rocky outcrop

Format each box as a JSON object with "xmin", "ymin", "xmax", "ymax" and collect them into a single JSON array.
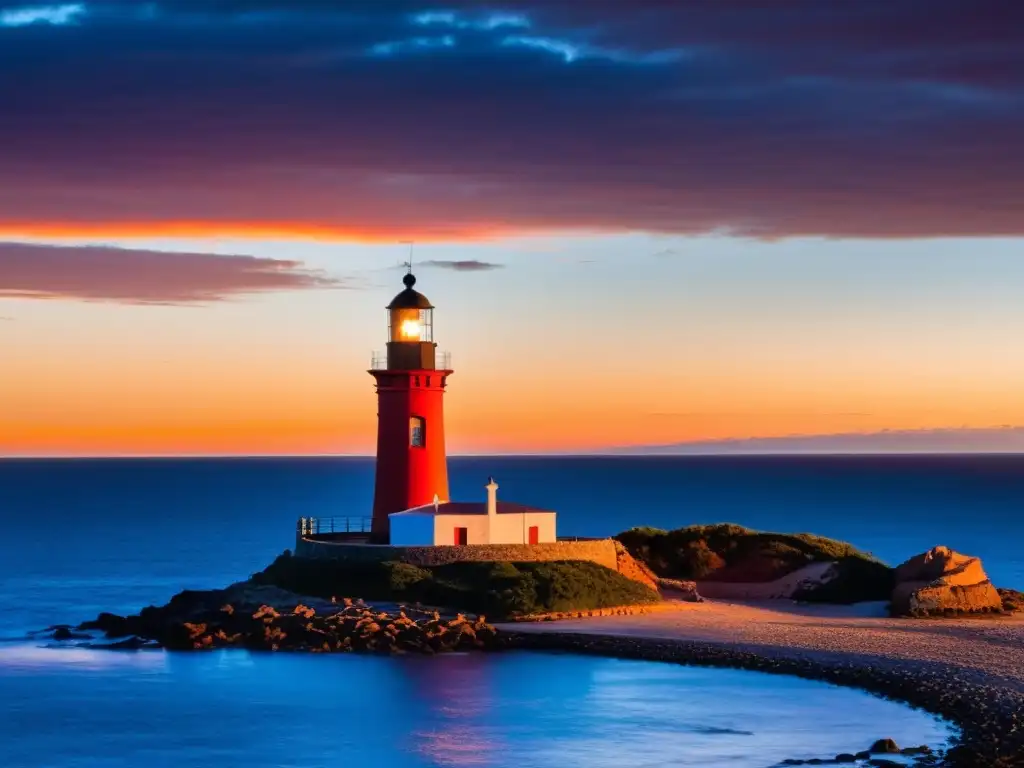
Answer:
[
  {"xmin": 612, "ymin": 541, "xmax": 660, "ymax": 591},
  {"xmin": 696, "ymin": 562, "xmax": 838, "ymax": 601},
  {"xmin": 615, "ymin": 525, "xmax": 895, "ymax": 604},
  {"xmin": 71, "ymin": 583, "xmax": 499, "ymax": 653},
  {"xmin": 890, "ymin": 546, "xmax": 1003, "ymax": 617}
]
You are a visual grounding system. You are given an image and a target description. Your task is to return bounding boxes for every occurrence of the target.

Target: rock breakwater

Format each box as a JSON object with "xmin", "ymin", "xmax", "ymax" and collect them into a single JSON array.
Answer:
[{"xmin": 68, "ymin": 583, "xmax": 499, "ymax": 654}]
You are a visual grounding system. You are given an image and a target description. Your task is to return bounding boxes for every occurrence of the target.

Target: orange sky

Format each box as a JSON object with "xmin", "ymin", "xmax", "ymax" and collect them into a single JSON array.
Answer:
[{"xmin": 3, "ymin": 234, "xmax": 1024, "ymax": 456}]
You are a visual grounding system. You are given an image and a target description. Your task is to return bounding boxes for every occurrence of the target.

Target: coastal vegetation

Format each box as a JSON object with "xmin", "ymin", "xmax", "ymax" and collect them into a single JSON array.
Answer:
[
  {"xmin": 615, "ymin": 524, "xmax": 895, "ymax": 603},
  {"xmin": 997, "ymin": 588, "xmax": 1024, "ymax": 613},
  {"xmin": 252, "ymin": 552, "xmax": 661, "ymax": 619}
]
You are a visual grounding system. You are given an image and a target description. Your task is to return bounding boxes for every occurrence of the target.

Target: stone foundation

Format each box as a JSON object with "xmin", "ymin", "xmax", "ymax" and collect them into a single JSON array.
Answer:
[{"xmin": 512, "ymin": 601, "xmax": 686, "ymax": 622}]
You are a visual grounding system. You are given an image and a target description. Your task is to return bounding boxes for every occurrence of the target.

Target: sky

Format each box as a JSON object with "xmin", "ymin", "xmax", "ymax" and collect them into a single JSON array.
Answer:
[{"xmin": 1, "ymin": 0, "xmax": 1023, "ymax": 456}]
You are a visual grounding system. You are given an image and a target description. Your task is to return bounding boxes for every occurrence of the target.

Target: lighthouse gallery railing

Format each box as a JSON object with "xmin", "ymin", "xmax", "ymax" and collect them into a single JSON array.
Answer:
[{"xmin": 369, "ymin": 351, "xmax": 452, "ymax": 371}]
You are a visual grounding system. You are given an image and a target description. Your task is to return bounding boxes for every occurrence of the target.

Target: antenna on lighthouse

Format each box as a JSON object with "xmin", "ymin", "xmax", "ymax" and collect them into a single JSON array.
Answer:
[{"xmin": 399, "ymin": 240, "xmax": 415, "ymax": 274}]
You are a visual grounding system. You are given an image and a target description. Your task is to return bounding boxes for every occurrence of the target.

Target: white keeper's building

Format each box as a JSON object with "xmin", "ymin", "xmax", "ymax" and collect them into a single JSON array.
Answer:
[{"xmin": 388, "ymin": 477, "xmax": 557, "ymax": 547}]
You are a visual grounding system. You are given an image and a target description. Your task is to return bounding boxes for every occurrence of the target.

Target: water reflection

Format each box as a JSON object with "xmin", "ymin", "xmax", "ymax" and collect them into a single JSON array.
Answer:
[
  {"xmin": 0, "ymin": 643, "xmax": 167, "ymax": 672},
  {"xmin": 0, "ymin": 649, "xmax": 952, "ymax": 768},
  {"xmin": 400, "ymin": 654, "xmax": 505, "ymax": 766}
]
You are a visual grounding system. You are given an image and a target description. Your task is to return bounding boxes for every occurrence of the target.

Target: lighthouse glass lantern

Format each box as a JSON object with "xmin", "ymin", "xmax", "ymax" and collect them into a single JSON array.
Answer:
[
  {"xmin": 385, "ymin": 272, "xmax": 438, "ymax": 370},
  {"xmin": 389, "ymin": 307, "xmax": 433, "ymax": 343}
]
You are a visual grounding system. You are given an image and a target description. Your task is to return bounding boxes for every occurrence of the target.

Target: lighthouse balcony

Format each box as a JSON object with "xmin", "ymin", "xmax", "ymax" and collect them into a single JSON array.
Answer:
[{"xmin": 370, "ymin": 350, "xmax": 452, "ymax": 371}]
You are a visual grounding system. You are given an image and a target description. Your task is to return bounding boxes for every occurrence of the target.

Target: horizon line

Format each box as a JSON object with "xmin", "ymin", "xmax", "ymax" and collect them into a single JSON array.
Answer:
[{"xmin": 4, "ymin": 450, "xmax": 1024, "ymax": 461}]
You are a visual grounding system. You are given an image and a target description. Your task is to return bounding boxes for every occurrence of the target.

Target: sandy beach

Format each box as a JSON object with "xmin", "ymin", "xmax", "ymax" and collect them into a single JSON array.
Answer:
[{"xmin": 499, "ymin": 600, "xmax": 1024, "ymax": 766}]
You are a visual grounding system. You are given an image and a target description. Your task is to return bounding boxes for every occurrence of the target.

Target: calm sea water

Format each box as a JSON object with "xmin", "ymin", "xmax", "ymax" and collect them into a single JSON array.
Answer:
[{"xmin": 2, "ymin": 454, "xmax": 1011, "ymax": 767}]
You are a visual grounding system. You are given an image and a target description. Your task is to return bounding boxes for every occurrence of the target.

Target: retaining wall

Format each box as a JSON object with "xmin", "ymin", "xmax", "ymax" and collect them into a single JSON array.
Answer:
[{"xmin": 294, "ymin": 536, "xmax": 619, "ymax": 571}]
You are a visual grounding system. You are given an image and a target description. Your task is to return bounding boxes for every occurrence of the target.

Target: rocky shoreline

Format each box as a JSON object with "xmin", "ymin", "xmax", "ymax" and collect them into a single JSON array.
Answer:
[
  {"xmin": 500, "ymin": 630, "xmax": 1022, "ymax": 768},
  {"xmin": 57, "ymin": 583, "xmax": 499, "ymax": 654}
]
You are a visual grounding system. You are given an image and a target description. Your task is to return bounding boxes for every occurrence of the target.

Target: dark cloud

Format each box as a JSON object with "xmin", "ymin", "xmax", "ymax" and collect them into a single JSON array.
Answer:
[
  {"xmin": 0, "ymin": 243, "xmax": 345, "ymax": 304},
  {"xmin": 419, "ymin": 259, "xmax": 503, "ymax": 271},
  {"xmin": 0, "ymin": 1, "xmax": 1021, "ymax": 240}
]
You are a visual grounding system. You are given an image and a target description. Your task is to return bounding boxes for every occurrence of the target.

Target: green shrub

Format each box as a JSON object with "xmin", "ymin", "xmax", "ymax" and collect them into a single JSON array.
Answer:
[
  {"xmin": 998, "ymin": 588, "xmax": 1024, "ymax": 613},
  {"xmin": 383, "ymin": 562, "xmax": 432, "ymax": 592},
  {"xmin": 614, "ymin": 523, "xmax": 894, "ymax": 603},
  {"xmin": 251, "ymin": 555, "xmax": 659, "ymax": 619}
]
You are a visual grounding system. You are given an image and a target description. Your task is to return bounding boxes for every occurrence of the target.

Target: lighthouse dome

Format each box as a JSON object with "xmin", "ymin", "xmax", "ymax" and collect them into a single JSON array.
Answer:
[{"xmin": 388, "ymin": 273, "xmax": 434, "ymax": 309}]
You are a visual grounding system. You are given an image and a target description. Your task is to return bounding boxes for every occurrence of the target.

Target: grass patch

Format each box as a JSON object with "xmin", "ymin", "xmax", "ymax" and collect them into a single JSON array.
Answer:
[
  {"xmin": 615, "ymin": 523, "xmax": 894, "ymax": 604},
  {"xmin": 251, "ymin": 555, "xmax": 660, "ymax": 619}
]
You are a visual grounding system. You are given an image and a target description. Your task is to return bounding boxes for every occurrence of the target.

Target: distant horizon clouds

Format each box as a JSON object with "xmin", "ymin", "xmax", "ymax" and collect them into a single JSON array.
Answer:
[{"xmin": 609, "ymin": 426, "xmax": 1024, "ymax": 456}]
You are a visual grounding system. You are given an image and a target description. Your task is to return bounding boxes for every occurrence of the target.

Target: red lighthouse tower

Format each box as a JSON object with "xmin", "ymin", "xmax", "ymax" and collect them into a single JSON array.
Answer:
[{"xmin": 369, "ymin": 272, "xmax": 453, "ymax": 542}]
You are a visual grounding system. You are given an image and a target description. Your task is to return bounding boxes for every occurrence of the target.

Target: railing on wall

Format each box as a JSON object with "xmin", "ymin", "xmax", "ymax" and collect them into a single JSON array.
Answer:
[{"xmin": 298, "ymin": 516, "xmax": 373, "ymax": 537}]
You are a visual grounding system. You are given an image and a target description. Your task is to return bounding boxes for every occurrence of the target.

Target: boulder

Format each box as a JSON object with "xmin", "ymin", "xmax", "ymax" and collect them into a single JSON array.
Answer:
[
  {"xmin": 51, "ymin": 626, "xmax": 91, "ymax": 641},
  {"xmin": 655, "ymin": 578, "xmax": 703, "ymax": 602},
  {"xmin": 890, "ymin": 547, "xmax": 1003, "ymax": 617},
  {"xmin": 869, "ymin": 738, "xmax": 901, "ymax": 754}
]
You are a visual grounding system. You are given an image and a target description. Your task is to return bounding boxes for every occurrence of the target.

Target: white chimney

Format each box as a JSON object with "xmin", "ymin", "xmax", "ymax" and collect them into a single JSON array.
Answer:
[{"xmin": 485, "ymin": 476, "xmax": 499, "ymax": 517}]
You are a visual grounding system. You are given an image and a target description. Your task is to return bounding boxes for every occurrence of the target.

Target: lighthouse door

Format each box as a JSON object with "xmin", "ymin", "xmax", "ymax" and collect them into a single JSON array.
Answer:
[
  {"xmin": 454, "ymin": 527, "xmax": 468, "ymax": 546},
  {"xmin": 528, "ymin": 526, "xmax": 539, "ymax": 545}
]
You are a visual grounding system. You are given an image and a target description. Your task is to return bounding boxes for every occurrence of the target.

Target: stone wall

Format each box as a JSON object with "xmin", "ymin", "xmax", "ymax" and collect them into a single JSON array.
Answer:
[
  {"xmin": 511, "ymin": 600, "xmax": 685, "ymax": 622},
  {"xmin": 294, "ymin": 536, "xmax": 620, "ymax": 572}
]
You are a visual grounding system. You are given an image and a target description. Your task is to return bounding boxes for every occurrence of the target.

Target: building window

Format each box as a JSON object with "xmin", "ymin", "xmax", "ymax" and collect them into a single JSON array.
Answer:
[
  {"xmin": 454, "ymin": 527, "xmax": 468, "ymax": 546},
  {"xmin": 409, "ymin": 416, "xmax": 425, "ymax": 447}
]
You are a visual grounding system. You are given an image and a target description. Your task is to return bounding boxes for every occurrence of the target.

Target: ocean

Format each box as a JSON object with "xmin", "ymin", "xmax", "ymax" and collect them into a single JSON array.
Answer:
[{"xmin": 1, "ymin": 454, "xmax": 1012, "ymax": 767}]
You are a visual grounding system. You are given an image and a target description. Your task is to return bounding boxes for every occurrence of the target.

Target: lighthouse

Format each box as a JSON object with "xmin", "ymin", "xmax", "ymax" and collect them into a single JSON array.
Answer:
[{"xmin": 368, "ymin": 271, "xmax": 453, "ymax": 542}]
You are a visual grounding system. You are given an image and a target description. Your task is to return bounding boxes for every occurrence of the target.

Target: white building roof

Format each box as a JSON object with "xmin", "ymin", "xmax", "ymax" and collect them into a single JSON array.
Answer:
[{"xmin": 390, "ymin": 501, "xmax": 555, "ymax": 517}]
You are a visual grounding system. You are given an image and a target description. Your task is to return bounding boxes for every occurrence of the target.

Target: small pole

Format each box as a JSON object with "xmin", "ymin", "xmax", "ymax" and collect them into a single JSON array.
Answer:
[{"xmin": 400, "ymin": 240, "xmax": 415, "ymax": 273}]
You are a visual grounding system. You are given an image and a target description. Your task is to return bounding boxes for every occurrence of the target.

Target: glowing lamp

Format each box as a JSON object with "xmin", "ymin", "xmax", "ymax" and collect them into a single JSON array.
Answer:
[{"xmin": 400, "ymin": 317, "xmax": 423, "ymax": 340}]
